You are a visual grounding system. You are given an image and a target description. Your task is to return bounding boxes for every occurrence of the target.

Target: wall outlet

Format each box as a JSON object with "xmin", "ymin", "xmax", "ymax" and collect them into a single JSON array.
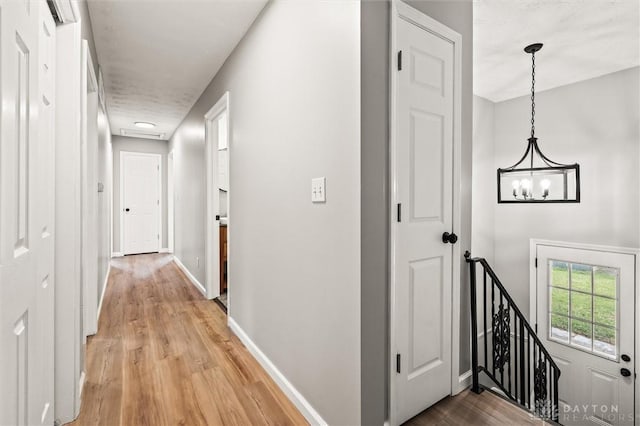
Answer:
[{"xmin": 311, "ymin": 177, "xmax": 326, "ymax": 203}]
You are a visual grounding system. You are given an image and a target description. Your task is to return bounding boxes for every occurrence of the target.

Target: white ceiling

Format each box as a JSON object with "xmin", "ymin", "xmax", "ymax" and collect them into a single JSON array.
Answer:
[
  {"xmin": 88, "ymin": 0, "xmax": 267, "ymax": 139},
  {"xmin": 474, "ymin": 0, "xmax": 640, "ymax": 102}
]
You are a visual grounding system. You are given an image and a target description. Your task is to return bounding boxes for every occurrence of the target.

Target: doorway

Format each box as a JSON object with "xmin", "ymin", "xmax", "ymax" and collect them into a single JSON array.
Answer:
[
  {"xmin": 205, "ymin": 92, "xmax": 230, "ymax": 306},
  {"xmin": 167, "ymin": 150, "xmax": 175, "ymax": 254},
  {"xmin": 81, "ymin": 40, "xmax": 99, "ymax": 338},
  {"xmin": 120, "ymin": 152, "xmax": 162, "ymax": 255},
  {"xmin": 389, "ymin": 2, "xmax": 462, "ymax": 425},
  {"xmin": 533, "ymin": 241, "xmax": 636, "ymax": 425}
]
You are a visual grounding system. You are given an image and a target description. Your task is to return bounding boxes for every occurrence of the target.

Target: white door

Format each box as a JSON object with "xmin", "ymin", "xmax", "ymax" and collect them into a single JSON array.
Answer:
[
  {"xmin": 536, "ymin": 245, "xmax": 635, "ymax": 425},
  {"xmin": 392, "ymin": 10, "xmax": 457, "ymax": 425},
  {"xmin": 121, "ymin": 152, "xmax": 161, "ymax": 255},
  {"xmin": 205, "ymin": 93, "xmax": 229, "ymax": 299},
  {"xmin": 0, "ymin": 0, "xmax": 56, "ymax": 424}
]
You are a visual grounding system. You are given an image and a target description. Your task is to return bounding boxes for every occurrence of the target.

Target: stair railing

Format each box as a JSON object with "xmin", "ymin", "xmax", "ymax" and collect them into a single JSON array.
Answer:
[{"xmin": 465, "ymin": 251, "xmax": 560, "ymax": 422}]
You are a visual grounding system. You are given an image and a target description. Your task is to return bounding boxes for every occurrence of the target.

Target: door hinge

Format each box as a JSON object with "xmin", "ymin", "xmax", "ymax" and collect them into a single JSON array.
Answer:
[
  {"xmin": 157, "ymin": 234, "xmax": 160, "ymax": 240},
  {"xmin": 535, "ymin": 323, "xmax": 538, "ymax": 334},
  {"xmin": 535, "ymin": 257, "xmax": 538, "ymax": 268},
  {"xmin": 396, "ymin": 353, "xmax": 401, "ymax": 374},
  {"xmin": 397, "ymin": 203, "xmax": 402, "ymax": 222},
  {"xmin": 157, "ymin": 200, "xmax": 160, "ymax": 205},
  {"xmin": 397, "ymin": 50, "xmax": 403, "ymax": 71},
  {"xmin": 157, "ymin": 165, "xmax": 160, "ymax": 171}
]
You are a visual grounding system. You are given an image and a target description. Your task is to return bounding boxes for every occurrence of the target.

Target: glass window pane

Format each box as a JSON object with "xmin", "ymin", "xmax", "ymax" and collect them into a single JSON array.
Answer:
[
  {"xmin": 549, "ymin": 287, "xmax": 569, "ymax": 316},
  {"xmin": 550, "ymin": 261, "xmax": 569, "ymax": 288},
  {"xmin": 570, "ymin": 263, "xmax": 592, "ymax": 292},
  {"xmin": 549, "ymin": 314, "xmax": 569, "ymax": 343},
  {"xmin": 594, "ymin": 326, "xmax": 617, "ymax": 358},
  {"xmin": 571, "ymin": 291, "xmax": 592, "ymax": 322},
  {"xmin": 571, "ymin": 319, "xmax": 592, "ymax": 349},
  {"xmin": 594, "ymin": 267, "xmax": 617, "ymax": 298},
  {"xmin": 594, "ymin": 296, "xmax": 616, "ymax": 328}
]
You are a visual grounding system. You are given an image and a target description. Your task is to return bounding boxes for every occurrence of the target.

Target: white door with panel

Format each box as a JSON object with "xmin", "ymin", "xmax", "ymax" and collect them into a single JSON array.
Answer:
[
  {"xmin": 393, "ymin": 10, "xmax": 458, "ymax": 425},
  {"xmin": 121, "ymin": 152, "xmax": 161, "ymax": 255},
  {"xmin": 0, "ymin": 0, "xmax": 56, "ymax": 424},
  {"xmin": 536, "ymin": 245, "xmax": 635, "ymax": 425}
]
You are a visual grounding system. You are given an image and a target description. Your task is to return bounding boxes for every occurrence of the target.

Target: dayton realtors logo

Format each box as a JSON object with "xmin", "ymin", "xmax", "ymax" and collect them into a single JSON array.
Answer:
[{"xmin": 531, "ymin": 402, "xmax": 634, "ymax": 423}]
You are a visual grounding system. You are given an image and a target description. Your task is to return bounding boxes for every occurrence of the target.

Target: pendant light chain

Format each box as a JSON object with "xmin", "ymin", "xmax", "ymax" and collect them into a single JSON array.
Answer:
[{"xmin": 530, "ymin": 51, "xmax": 536, "ymax": 138}]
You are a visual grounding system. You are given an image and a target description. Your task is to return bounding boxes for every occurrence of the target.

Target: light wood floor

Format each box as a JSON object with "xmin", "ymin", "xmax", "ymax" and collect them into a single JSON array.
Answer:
[
  {"xmin": 405, "ymin": 389, "xmax": 545, "ymax": 425},
  {"xmin": 68, "ymin": 253, "xmax": 308, "ymax": 426}
]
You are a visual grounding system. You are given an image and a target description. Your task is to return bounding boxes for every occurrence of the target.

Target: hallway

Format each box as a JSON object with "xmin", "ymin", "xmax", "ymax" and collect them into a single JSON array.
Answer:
[{"xmin": 69, "ymin": 254, "xmax": 307, "ymax": 426}]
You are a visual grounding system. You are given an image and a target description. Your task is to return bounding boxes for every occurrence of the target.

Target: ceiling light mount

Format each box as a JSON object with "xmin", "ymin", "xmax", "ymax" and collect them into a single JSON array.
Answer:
[
  {"xmin": 497, "ymin": 42, "xmax": 581, "ymax": 203},
  {"xmin": 523, "ymin": 43, "xmax": 543, "ymax": 54}
]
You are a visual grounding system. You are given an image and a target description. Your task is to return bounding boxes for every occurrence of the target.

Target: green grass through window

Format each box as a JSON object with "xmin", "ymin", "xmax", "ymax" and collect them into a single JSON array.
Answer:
[{"xmin": 549, "ymin": 264, "xmax": 617, "ymax": 345}]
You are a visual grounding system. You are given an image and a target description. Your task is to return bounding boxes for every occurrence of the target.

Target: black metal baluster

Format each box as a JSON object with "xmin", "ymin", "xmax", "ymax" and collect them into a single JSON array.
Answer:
[
  {"xmin": 500, "ymin": 292, "xmax": 505, "ymax": 386},
  {"xmin": 507, "ymin": 302, "xmax": 511, "ymax": 396},
  {"xmin": 491, "ymin": 279, "xmax": 495, "ymax": 377},
  {"xmin": 483, "ymin": 269, "xmax": 487, "ymax": 376},
  {"xmin": 520, "ymin": 320, "xmax": 525, "ymax": 406},
  {"xmin": 469, "ymin": 261, "xmax": 480, "ymax": 393},
  {"xmin": 513, "ymin": 315, "xmax": 520, "ymax": 401},
  {"xmin": 552, "ymin": 368, "xmax": 560, "ymax": 422},
  {"xmin": 527, "ymin": 331, "xmax": 531, "ymax": 410}
]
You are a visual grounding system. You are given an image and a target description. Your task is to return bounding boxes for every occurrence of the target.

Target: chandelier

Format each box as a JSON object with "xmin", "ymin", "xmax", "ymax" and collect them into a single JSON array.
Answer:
[{"xmin": 497, "ymin": 43, "xmax": 580, "ymax": 203}]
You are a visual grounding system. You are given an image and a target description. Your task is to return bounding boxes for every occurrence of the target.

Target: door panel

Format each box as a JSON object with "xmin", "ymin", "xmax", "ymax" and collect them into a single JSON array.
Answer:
[
  {"xmin": 536, "ymin": 245, "xmax": 634, "ymax": 425},
  {"xmin": 394, "ymin": 15, "xmax": 455, "ymax": 425},
  {"xmin": 0, "ymin": 1, "xmax": 55, "ymax": 424},
  {"xmin": 122, "ymin": 153, "xmax": 160, "ymax": 255}
]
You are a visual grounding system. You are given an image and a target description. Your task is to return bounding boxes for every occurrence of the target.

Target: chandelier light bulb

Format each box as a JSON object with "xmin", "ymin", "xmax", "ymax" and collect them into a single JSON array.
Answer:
[
  {"xmin": 540, "ymin": 179, "xmax": 551, "ymax": 190},
  {"xmin": 512, "ymin": 180, "xmax": 520, "ymax": 190}
]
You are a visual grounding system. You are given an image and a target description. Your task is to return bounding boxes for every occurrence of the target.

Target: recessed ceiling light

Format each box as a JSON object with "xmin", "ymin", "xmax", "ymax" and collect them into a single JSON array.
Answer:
[{"xmin": 134, "ymin": 121, "xmax": 156, "ymax": 129}]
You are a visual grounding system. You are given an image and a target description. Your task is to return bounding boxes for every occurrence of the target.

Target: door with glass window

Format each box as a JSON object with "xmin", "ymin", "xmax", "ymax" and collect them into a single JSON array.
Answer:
[{"xmin": 536, "ymin": 244, "xmax": 635, "ymax": 425}]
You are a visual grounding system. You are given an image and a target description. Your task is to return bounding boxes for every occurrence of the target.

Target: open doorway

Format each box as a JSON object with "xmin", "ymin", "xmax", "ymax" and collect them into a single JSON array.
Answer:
[
  {"xmin": 205, "ymin": 92, "xmax": 230, "ymax": 311},
  {"xmin": 167, "ymin": 150, "xmax": 175, "ymax": 254}
]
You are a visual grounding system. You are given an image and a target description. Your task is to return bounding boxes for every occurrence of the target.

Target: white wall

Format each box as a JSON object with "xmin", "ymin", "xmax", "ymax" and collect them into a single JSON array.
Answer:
[
  {"xmin": 471, "ymin": 95, "xmax": 495, "ymax": 265},
  {"xmin": 474, "ymin": 67, "xmax": 640, "ymax": 318},
  {"xmin": 111, "ymin": 135, "xmax": 169, "ymax": 254},
  {"xmin": 169, "ymin": 1, "xmax": 361, "ymax": 424}
]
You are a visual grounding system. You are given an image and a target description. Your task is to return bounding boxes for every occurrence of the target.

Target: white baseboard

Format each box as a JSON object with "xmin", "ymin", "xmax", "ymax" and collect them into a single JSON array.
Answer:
[
  {"xmin": 159, "ymin": 247, "xmax": 171, "ymax": 253},
  {"xmin": 111, "ymin": 252, "xmax": 123, "ymax": 257},
  {"xmin": 227, "ymin": 317, "xmax": 327, "ymax": 426},
  {"xmin": 173, "ymin": 256, "xmax": 207, "ymax": 296},
  {"xmin": 455, "ymin": 370, "xmax": 472, "ymax": 394},
  {"xmin": 97, "ymin": 265, "xmax": 111, "ymax": 323}
]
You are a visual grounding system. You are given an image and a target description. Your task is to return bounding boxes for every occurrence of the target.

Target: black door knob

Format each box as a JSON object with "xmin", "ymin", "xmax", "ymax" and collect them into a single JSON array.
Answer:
[
  {"xmin": 620, "ymin": 368, "xmax": 631, "ymax": 377},
  {"xmin": 215, "ymin": 215, "xmax": 220, "ymax": 221},
  {"xmin": 442, "ymin": 232, "xmax": 458, "ymax": 244},
  {"xmin": 622, "ymin": 354, "xmax": 631, "ymax": 362},
  {"xmin": 125, "ymin": 208, "xmax": 130, "ymax": 212}
]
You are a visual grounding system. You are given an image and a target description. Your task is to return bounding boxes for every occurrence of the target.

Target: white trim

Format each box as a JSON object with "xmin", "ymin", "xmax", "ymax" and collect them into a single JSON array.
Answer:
[
  {"xmin": 97, "ymin": 265, "xmax": 111, "ymax": 322},
  {"xmin": 111, "ymin": 252, "xmax": 123, "ymax": 258},
  {"xmin": 119, "ymin": 151, "xmax": 163, "ymax": 255},
  {"xmin": 159, "ymin": 248, "xmax": 171, "ymax": 253},
  {"xmin": 173, "ymin": 256, "xmax": 206, "ymax": 297},
  {"xmin": 455, "ymin": 370, "xmax": 472, "ymax": 394},
  {"xmin": 227, "ymin": 317, "xmax": 327, "ymax": 426},
  {"xmin": 204, "ymin": 92, "xmax": 230, "ymax": 301},
  {"xmin": 389, "ymin": 2, "xmax": 463, "ymax": 425}
]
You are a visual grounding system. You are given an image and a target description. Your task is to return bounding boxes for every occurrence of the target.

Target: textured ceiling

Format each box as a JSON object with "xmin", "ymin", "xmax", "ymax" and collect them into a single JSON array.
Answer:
[
  {"xmin": 474, "ymin": 0, "xmax": 640, "ymax": 102},
  {"xmin": 88, "ymin": 0, "xmax": 267, "ymax": 139}
]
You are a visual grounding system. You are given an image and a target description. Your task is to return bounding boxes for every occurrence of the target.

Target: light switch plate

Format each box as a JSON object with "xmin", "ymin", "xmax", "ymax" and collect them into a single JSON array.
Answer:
[{"xmin": 311, "ymin": 177, "xmax": 326, "ymax": 203}]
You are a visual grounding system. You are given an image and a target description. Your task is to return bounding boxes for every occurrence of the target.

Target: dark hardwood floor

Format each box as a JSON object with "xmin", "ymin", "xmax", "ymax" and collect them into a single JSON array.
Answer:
[
  {"xmin": 68, "ymin": 253, "xmax": 308, "ymax": 426},
  {"xmin": 405, "ymin": 389, "xmax": 545, "ymax": 425}
]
